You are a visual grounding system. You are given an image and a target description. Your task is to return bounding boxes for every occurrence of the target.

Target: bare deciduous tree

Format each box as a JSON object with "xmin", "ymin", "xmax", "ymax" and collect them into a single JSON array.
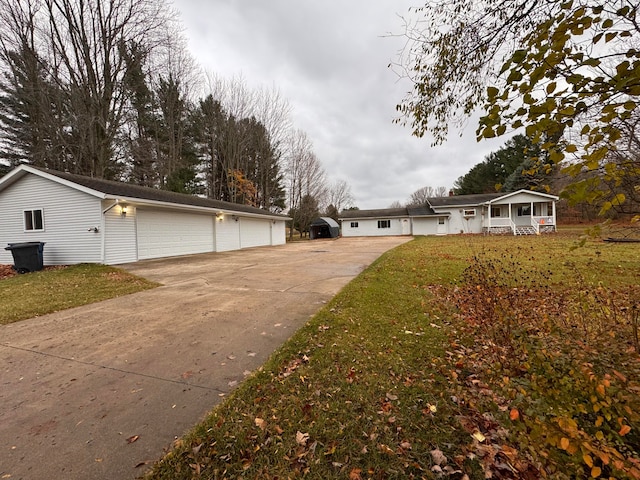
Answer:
[
  {"xmin": 285, "ymin": 130, "xmax": 326, "ymax": 238},
  {"xmin": 407, "ymin": 185, "xmax": 449, "ymax": 205},
  {"xmin": 325, "ymin": 179, "xmax": 355, "ymax": 213},
  {"xmin": 0, "ymin": 0, "xmax": 174, "ymax": 178}
]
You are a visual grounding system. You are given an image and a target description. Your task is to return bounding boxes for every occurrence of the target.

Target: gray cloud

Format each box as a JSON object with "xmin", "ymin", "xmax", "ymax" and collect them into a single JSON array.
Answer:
[{"xmin": 173, "ymin": 0, "xmax": 509, "ymax": 208}]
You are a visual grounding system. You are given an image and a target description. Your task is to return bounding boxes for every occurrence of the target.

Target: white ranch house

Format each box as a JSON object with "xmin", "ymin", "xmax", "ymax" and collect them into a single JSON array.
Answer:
[
  {"xmin": 340, "ymin": 190, "xmax": 558, "ymax": 237},
  {"xmin": 0, "ymin": 165, "xmax": 289, "ymax": 265}
]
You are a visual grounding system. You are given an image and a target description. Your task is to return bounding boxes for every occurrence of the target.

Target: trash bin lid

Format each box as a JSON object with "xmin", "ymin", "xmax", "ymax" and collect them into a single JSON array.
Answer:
[{"xmin": 5, "ymin": 241, "xmax": 45, "ymax": 250}]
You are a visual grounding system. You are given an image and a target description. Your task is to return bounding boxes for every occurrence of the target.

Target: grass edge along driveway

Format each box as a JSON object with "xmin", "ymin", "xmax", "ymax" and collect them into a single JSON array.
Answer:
[
  {"xmin": 146, "ymin": 233, "xmax": 640, "ymax": 479},
  {"xmin": 0, "ymin": 264, "xmax": 158, "ymax": 325}
]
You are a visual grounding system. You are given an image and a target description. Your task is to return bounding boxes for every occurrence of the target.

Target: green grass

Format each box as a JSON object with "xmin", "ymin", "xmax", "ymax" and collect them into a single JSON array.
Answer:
[
  {"xmin": 145, "ymin": 232, "xmax": 640, "ymax": 479},
  {"xmin": 0, "ymin": 264, "xmax": 158, "ymax": 325}
]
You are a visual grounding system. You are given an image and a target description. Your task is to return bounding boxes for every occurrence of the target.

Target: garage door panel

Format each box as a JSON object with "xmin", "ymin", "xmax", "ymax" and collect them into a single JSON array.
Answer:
[
  {"xmin": 137, "ymin": 209, "xmax": 214, "ymax": 260},
  {"xmin": 240, "ymin": 218, "xmax": 271, "ymax": 248}
]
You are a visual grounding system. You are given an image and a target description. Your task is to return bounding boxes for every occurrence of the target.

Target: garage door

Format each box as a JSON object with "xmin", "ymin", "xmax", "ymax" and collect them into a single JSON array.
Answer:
[
  {"xmin": 240, "ymin": 217, "xmax": 271, "ymax": 248},
  {"xmin": 137, "ymin": 208, "xmax": 214, "ymax": 260}
]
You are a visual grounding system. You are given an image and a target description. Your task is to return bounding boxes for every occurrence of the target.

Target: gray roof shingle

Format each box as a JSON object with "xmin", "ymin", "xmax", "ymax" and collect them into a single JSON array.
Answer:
[
  {"xmin": 427, "ymin": 193, "xmax": 504, "ymax": 207},
  {"xmin": 339, "ymin": 207, "xmax": 409, "ymax": 219},
  {"xmin": 37, "ymin": 168, "xmax": 288, "ymax": 218}
]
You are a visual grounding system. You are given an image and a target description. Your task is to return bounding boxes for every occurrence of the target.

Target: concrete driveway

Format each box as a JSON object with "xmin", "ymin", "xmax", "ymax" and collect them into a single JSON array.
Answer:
[{"xmin": 0, "ymin": 236, "xmax": 409, "ymax": 480}]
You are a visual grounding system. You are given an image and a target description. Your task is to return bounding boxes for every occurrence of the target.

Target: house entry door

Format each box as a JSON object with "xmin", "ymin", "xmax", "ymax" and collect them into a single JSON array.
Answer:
[
  {"xmin": 402, "ymin": 219, "xmax": 411, "ymax": 235},
  {"xmin": 437, "ymin": 217, "xmax": 447, "ymax": 235}
]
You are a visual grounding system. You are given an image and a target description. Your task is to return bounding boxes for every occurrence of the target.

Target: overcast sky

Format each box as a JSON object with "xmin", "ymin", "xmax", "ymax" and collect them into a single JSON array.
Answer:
[{"xmin": 172, "ymin": 0, "xmax": 510, "ymax": 209}]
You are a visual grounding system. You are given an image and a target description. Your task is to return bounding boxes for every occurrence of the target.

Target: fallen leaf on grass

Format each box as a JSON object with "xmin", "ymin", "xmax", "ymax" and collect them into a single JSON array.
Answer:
[
  {"xmin": 254, "ymin": 417, "xmax": 266, "ymax": 430},
  {"xmin": 126, "ymin": 435, "xmax": 139, "ymax": 444},
  {"xmin": 509, "ymin": 408, "xmax": 519, "ymax": 421},
  {"xmin": 431, "ymin": 448, "xmax": 447, "ymax": 465},
  {"xmin": 349, "ymin": 468, "xmax": 363, "ymax": 480},
  {"xmin": 400, "ymin": 441, "xmax": 412, "ymax": 450},
  {"xmin": 619, "ymin": 425, "xmax": 631, "ymax": 436},
  {"xmin": 296, "ymin": 431, "xmax": 309, "ymax": 446},
  {"xmin": 472, "ymin": 431, "xmax": 486, "ymax": 442},
  {"xmin": 378, "ymin": 444, "xmax": 395, "ymax": 455}
]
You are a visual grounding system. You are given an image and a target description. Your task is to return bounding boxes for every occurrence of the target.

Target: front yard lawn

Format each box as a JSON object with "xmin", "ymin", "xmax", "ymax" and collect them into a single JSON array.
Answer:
[
  {"xmin": 145, "ymin": 231, "xmax": 640, "ymax": 479},
  {"xmin": 0, "ymin": 264, "xmax": 158, "ymax": 325}
]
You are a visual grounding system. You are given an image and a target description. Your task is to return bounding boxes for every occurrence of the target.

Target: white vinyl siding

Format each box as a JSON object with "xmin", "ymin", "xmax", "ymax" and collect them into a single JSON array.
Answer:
[
  {"xmin": 240, "ymin": 217, "xmax": 271, "ymax": 248},
  {"xmin": 103, "ymin": 202, "xmax": 138, "ymax": 264},
  {"xmin": 137, "ymin": 208, "xmax": 214, "ymax": 260},
  {"xmin": 0, "ymin": 174, "xmax": 102, "ymax": 265},
  {"xmin": 341, "ymin": 218, "xmax": 406, "ymax": 237}
]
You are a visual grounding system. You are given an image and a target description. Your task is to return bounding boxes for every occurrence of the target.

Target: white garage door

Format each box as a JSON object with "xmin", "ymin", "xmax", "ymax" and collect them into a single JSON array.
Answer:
[
  {"xmin": 137, "ymin": 208, "xmax": 214, "ymax": 260},
  {"xmin": 240, "ymin": 217, "xmax": 271, "ymax": 248}
]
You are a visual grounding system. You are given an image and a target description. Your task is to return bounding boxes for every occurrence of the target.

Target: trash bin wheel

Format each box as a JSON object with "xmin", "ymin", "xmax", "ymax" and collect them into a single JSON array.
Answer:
[{"xmin": 17, "ymin": 267, "xmax": 29, "ymax": 274}]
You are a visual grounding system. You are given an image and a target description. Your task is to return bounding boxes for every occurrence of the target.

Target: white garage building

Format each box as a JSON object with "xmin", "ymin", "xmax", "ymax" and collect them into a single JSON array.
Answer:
[{"xmin": 0, "ymin": 165, "xmax": 289, "ymax": 265}]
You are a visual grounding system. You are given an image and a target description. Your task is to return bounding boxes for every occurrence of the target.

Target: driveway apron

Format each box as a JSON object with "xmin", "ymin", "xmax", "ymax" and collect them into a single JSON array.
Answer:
[{"xmin": 0, "ymin": 237, "xmax": 409, "ymax": 479}]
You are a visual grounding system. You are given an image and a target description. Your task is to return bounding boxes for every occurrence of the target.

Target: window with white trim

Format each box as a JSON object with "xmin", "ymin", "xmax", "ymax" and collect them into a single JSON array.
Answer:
[
  {"xmin": 517, "ymin": 205, "xmax": 531, "ymax": 216},
  {"xmin": 491, "ymin": 206, "xmax": 502, "ymax": 217},
  {"xmin": 350, "ymin": 222, "xmax": 359, "ymax": 228},
  {"xmin": 24, "ymin": 209, "xmax": 44, "ymax": 231},
  {"xmin": 377, "ymin": 220, "xmax": 391, "ymax": 229},
  {"xmin": 463, "ymin": 209, "xmax": 476, "ymax": 217}
]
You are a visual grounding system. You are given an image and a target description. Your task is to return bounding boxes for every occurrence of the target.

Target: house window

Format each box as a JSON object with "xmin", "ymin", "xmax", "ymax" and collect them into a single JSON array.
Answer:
[
  {"xmin": 24, "ymin": 209, "xmax": 44, "ymax": 231},
  {"xmin": 491, "ymin": 207, "xmax": 502, "ymax": 217},
  {"xmin": 350, "ymin": 222, "xmax": 359, "ymax": 228},
  {"xmin": 377, "ymin": 220, "xmax": 391, "ymax": 229},
  {"xmin": 463, "ymin": 209, "xmax": 476, "ymax": 217},
  {"xmin": 517, "ymin": 205, "xmax": 531, "ymax": 216}
]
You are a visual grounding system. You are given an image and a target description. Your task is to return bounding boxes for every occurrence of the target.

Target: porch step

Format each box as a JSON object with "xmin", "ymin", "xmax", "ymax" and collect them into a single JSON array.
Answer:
[{"xmin": 515, "ymin": 226, "xmax": 537, "ymax": 235}]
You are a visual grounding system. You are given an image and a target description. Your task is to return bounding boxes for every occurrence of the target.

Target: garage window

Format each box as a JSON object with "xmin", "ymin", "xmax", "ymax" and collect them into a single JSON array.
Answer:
[
  {"xmin": 378, "ymin": 220, "xmax": 391, "ymax": 229},
  {"xmin": 350, "ymin": 222, "xmax": 358, "ymax": 228},
  {"xmin": 24, "ymin": 209, "xmax": 44, "ymax": 231}
]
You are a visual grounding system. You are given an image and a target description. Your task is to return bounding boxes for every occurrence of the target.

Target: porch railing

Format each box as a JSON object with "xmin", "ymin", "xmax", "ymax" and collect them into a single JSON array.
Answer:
[
  {"xmin": 487, "ymin": 217, "xmax": 512, "ymax": 227},
  {"xmin": 487, "ymin": 216, "xmax": 555, "ymax": 234},
  {"xmin": 533, "ymin": 216, "xmax": 554, "ymax": 226}
]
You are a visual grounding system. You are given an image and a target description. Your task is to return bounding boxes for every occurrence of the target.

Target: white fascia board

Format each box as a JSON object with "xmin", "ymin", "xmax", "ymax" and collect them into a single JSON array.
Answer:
[
  {"xmin": 108, "ymin": 195, "xmax": 290, "ymax": 221},
  {"xmin": 0, "ymin": 165, "xmax": 107, "ymax": 198},
  {"xmin": 487, "ymin": 189, "xmax": 559, "ymax": 204}
]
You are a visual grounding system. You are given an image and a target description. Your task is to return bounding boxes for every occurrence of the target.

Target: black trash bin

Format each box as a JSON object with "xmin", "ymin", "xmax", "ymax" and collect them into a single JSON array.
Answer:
[{"xmin": 5, "ymin": 242, "xmax": 46, "ymax": 273}]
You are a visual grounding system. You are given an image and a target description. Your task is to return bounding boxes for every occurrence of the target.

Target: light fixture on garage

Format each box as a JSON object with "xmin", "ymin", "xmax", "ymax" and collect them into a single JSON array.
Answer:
[
  {"xmin": 216, "ymin": 212, "xmax": 224, "ymax": 221},
  {"xmin": 232, "ymin": 215, "xmax": 239, "ymax": 222},
  {"xmin": 120, "ymin": 204, "xmax": 128, "ymax": 217}
]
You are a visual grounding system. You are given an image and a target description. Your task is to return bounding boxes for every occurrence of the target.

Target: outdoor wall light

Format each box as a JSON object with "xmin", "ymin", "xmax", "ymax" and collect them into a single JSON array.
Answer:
[
  {"xmin": 216, "ymin": 212, "xmax": 224, "ymax": 221},
  {"xmin": 232, "ymin": 215, "xmax": 239, "ymax": 222},
  {"xmin": 120, "ymin": 204, "xmax": 128, "ymax": 217}
]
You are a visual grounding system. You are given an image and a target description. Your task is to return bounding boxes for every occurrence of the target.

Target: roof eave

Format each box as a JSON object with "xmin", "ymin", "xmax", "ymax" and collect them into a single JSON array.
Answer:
[
  {"xmin": 485, "ymin": 189, "xmax": 560, "ymax": 204},
  {"xmin": 1, "ymin": 164, "xmax": 107, "ymax": 198},
  {"xmin": 104, "ymin": 195, "xmax": 290, "ymax": 220}
]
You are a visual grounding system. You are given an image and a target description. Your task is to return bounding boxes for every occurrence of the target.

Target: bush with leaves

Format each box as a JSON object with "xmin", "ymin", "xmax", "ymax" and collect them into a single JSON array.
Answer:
[{"xmin": 451, "ymin": 249, "xmax": 640, "ymax": 478}]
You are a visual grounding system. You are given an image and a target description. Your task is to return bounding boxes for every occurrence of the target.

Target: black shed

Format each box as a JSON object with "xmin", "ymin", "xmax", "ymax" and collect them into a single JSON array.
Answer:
[{"xmin": 309, "ymin": 217, "xmax": 340, "ymax": 239}]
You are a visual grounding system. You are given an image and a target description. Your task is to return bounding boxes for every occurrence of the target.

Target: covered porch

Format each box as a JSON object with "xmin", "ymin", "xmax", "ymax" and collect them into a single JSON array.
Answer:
[{"xmin": 483, "ymin": 191, "xmax": 558, "ymax": 235}]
